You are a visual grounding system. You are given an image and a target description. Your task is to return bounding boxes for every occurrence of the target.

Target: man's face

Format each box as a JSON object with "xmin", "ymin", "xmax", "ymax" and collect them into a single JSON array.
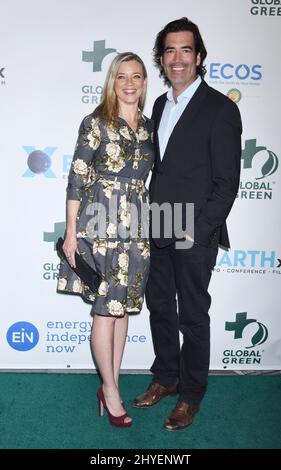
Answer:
[{"xmin": 161, "ymin": 31, "xmax": 201, "ymax": 94}]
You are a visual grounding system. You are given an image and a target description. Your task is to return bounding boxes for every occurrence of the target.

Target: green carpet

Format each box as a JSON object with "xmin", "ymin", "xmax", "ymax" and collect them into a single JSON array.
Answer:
[{"xmin": 0, "ymin": 373, "xmax": 280, "ymax": 449}]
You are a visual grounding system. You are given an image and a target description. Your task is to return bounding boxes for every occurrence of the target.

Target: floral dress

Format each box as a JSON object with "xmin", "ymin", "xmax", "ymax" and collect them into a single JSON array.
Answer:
[{"xmin": 57, "ymin": 112, "xmax": 154, "ymax": 317}]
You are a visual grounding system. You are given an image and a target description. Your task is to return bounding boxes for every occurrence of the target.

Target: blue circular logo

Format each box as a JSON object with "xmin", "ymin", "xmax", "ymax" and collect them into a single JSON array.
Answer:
[
  {"xmin": 7, "ymin": 322, "xmax": 39, "ymax": 351},
  {"xmin": 27, "ymin": 150, "xmax": 51, "ymax": 174}
]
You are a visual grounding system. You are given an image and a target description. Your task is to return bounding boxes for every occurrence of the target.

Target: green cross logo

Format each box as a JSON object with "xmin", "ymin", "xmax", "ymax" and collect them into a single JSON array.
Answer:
[
  {"xmin": 225, "ymin": 312, "xmax": 268, "ymax": 349},
  {"xmin": 242, "ymin": 139, "xmax": 278, "ymax": 180},
  {"xmin": 82, "ymin": 40, "xmax": 117, "ymax": 72},
  {"xmin": 44, "ymin": 222, "xmax": 66, "ymax": 250}
]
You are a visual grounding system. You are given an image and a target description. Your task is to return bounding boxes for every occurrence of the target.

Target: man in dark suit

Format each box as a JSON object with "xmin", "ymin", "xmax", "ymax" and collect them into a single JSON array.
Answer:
[{"xmin": 133, "ymin": 18, "xmax": 242, "ymax": 430}]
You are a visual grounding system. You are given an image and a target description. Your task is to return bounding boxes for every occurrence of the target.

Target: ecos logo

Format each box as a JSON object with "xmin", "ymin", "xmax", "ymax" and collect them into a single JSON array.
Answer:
[
  {"xmin": 225, "ymin": 312, "xmax": 268, "ymax": 349},
  {"xmin": 43, "ymin": 222, "xmax": 66, "ymax": 280},
  {"xmin": 81, "ymin": 40, "xmax": 117, "ymax": 105},
  {"xmin": 7, "ymin": 322, "xmax": 39, "ymax": 351},
  {"xmin": 209, "ymin": 63, "xmax": 262, "ymax": 84},
  {"xmin": 22, "ymin": 146, "xmax": 72, "ymax": 178},
  {"xmin": 222, "ymin": 312, "xmax": 268, "ymax": 367},
  {"xmin": 237, "ymin": 139, "xmax": 278, "ymax": 200}
]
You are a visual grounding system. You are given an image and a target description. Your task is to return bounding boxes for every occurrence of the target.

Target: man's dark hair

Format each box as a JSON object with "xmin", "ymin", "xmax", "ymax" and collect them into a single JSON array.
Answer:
[{"xmin": 153, "ymin": 17, "xmax": 207, "ymax": 85}]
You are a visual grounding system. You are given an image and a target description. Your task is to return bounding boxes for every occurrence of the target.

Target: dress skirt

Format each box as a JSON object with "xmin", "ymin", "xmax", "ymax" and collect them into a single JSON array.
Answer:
[{"xmin": 57, "ymin": 173, "xmax": 150, "ymax": 317}]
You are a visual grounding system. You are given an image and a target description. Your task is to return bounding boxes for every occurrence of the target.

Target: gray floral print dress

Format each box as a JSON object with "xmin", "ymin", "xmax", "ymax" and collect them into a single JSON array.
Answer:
[{"xmin": 57, "ymin": 112, "xmax": 154, "ymax": 317}]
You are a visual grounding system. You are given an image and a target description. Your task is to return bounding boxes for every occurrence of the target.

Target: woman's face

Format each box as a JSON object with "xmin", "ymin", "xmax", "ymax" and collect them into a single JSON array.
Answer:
[{"xmin": 114, "ymin": 59, "xmax": 146, "ymax": 107}]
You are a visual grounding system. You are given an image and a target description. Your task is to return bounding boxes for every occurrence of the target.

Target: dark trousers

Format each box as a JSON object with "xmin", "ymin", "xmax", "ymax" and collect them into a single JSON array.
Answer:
[{"xmin": 146, "ymin": 240, "xmax": 218, "ymax": 406}]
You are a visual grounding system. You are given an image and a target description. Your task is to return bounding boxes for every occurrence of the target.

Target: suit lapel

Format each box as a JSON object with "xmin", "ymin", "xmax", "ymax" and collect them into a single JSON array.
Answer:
[
  {"xmin": 153, "ymin": 95, "xmax": 166, "ymax": 169},
  {"xmin": 159, "ymin": 80, "xmax": 209, "ymax": 166}
]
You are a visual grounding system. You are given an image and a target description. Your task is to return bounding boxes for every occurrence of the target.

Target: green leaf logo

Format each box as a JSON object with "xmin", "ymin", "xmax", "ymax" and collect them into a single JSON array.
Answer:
[
  {"xmin": 247, "ymin": 322, "xmax": 268, "ymax": 349},
  {"xmin": 256, "ymin": 150, "xmax": 278, "ymax": 180}
]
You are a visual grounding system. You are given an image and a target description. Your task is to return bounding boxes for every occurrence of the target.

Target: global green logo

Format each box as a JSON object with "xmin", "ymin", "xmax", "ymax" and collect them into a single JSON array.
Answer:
[
  {"xmin": 242, "ymin": 139, "xmax": 278, "ymax": 180},
  {"xmin": 225, "ymin": 312, "xmax": 268, "ymax": 349},
  {"xmin": 44, "ymin": 222, "xmax": 66, "ymax": 249},
  {"xmin": 82, "ymin": 40, "xmax": 117, "ymax": 72}
]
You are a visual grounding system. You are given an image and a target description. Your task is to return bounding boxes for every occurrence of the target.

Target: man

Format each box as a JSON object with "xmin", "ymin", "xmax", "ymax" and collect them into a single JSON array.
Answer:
[{"xmin": 133, "ymin": 18, "xmax": 242, "ymax": 431}]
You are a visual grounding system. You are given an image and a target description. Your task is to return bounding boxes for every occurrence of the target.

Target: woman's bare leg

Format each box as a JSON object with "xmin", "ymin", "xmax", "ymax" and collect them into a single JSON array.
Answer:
[
  {"xmin": 91, "ymin": 314, "xmax": 131, "ymax": 422},
  {"xmin": 113, "ymin": 314, "xmax": 129, "ymax": 387}
]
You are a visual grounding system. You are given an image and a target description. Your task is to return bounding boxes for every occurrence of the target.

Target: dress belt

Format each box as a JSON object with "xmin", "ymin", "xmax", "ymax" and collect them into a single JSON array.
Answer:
[{"xmin": 95, "ymin": 172, "xmax": 145, "ymax": 185}]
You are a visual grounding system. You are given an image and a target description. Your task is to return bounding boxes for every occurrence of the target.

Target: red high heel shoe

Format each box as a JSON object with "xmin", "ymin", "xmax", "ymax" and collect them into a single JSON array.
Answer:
[{"xmin": 97, "ymin": 386, "xmax": 132, "ymax": 428}]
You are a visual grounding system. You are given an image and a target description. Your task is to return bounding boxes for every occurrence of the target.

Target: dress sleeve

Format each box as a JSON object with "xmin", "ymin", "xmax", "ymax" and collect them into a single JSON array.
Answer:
[{"xmin": 66, "ymin": 114, "xmax": 101, "ymax": 201}]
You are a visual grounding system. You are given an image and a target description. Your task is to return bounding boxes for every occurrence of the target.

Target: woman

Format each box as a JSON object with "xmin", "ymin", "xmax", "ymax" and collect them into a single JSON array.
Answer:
[{"xmin": 57, "ymin": 52, "xmax": 154, "ymax": 427}]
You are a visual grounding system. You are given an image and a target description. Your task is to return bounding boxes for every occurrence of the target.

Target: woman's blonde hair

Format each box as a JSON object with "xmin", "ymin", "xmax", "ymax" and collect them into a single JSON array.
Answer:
[{"xmin": 95, "ymin": 52, "xmax": 147, "ymax": 126}]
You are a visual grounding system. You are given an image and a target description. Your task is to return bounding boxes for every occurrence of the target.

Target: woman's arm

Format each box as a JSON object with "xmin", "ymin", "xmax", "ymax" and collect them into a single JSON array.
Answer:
[
  {"xmin": 62, "ymin": 114, "xmax": 101, "ymax": 267},
  {"xmin": 63, "ymin": 200, "xmax": 80, "ymax": 268}
]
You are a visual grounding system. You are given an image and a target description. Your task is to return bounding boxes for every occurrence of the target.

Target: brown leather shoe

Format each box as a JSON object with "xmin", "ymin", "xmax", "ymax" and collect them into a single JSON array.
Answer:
[
  {"xmin": 133, "ymin": 382, "xmax": 178, "ymax": 408},
  {"xmin": 164, "ymin": 400, "xmax": 199, "ymax": 431}
]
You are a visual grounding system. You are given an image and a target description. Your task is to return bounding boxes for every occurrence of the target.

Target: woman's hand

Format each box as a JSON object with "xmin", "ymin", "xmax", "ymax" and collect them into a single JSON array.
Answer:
[{"xmin": 63, "ymin": 234, "xmax": 79, "ymax": 268}]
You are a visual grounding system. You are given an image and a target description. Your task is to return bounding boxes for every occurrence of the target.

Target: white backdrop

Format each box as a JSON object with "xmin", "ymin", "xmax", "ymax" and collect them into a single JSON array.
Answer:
[{"xmin": 1, "ymin": 0, "xmax": 280, "ymax": 370}]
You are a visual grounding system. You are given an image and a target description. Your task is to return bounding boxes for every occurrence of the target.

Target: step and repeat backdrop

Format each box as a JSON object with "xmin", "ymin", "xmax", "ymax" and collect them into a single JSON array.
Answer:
[{"xmin": 1, "ymin": 0, "xmax": 280, "ymax": 370}]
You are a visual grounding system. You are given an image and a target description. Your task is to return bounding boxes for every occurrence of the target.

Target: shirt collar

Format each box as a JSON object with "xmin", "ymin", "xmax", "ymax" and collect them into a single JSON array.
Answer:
[{"xmin": 167, "ymin": 75, "xmax": 202, "ymax": 103}]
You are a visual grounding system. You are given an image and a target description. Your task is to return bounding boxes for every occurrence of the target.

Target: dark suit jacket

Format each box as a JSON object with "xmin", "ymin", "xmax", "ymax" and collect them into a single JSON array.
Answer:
[{"xmin": 149, "ymin": 80, "xmax": 242, "ymax": 248}]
